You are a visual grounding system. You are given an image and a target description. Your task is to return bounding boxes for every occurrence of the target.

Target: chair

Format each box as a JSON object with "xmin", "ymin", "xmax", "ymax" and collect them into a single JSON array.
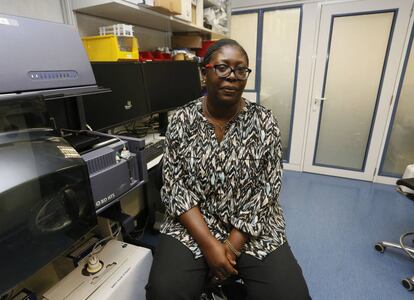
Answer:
[
  {"xmin": 153, "ymin": 160, "xmax": 247, "ymax": 300},
  {"xmin": 375, "ymin": 177, "xmax": 414, "ymax": 291}
]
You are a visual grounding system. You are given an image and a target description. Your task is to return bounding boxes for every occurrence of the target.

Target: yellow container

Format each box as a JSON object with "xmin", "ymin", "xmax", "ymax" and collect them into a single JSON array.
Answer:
[{"xmin": 81, "ymin": 35, "xmax": 139, "ymax": 62}]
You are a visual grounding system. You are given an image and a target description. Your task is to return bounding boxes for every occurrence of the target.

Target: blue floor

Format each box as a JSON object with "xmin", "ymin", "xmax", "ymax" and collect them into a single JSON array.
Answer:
[
  {"xmin": 141, "ymin": 170, "xmax": 414, "ymax": 299},
  {"xmin": 282, "ymin": 170, "xmax": 414, "ymax": 300}
]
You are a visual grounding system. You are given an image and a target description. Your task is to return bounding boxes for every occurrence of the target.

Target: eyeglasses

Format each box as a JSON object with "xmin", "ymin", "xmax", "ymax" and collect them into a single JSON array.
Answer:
[{"xmin": 205, "ymin": 63, "xmax": 252, "ymax": 80}]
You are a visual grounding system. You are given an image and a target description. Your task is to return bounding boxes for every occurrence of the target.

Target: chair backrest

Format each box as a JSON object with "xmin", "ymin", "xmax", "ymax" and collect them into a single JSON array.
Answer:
[{"xmin": 397, "ymin": 177, "xmax": 414, "ymax": 199}]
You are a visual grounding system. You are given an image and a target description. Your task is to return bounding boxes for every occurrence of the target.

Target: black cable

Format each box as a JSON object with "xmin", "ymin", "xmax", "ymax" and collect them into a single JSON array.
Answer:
[{"xmin": 128, "ymin": 216, "xmax": 150, "ymax": 242}]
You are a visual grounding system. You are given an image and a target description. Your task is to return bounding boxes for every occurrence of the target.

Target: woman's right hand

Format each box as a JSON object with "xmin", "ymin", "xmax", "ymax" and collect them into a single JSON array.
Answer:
[
  {"xmin": 177, "ymin": 207, "xmax": 238, "ymax": 280},
  {"xmin": 203, "ymin": 239, "xmax": 238, "ymax": 281}
]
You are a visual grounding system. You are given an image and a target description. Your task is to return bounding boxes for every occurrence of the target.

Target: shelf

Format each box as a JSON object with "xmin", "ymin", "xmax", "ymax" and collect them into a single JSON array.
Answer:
[
  {"xmin": 71, "ymin": 0, "xmax": 225, "ymax": 38},
  {"xmin": 204, "ymin": 0, "xmax": 221, "ymax": 8}
]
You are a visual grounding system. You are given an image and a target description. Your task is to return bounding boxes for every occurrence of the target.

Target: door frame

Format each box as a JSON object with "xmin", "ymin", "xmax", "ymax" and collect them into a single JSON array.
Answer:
[
  {"xmin": 303, "ymin": 0, "xmax": 413, "ymax": 181},
  {"xmin": 232, "ymin": 5, "xmax": 303, "ymax": 163},
  {"xmin": 375, "ymin": 13, "xmax": 414, "ymax": 184}
]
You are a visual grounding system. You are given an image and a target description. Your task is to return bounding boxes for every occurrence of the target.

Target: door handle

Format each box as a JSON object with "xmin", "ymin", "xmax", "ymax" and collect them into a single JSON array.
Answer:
[
  {"xmin": 124, "ymin": 100, "xmax": 132, "ymax": 110},
  {"xmin": 313, "ymin": 97, "xmax": 327, "ymax": 111}
]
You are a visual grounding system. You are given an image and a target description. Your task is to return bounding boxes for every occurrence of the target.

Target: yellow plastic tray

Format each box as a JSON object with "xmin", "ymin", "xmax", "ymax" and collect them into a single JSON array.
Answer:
[{"xmin": 82, "ymin": 35, "xmax": 139, "ymax": 62}]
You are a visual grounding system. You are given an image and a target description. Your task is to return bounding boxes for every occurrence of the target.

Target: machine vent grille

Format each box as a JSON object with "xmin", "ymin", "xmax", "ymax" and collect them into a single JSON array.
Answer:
[{"xmin": 86, "ymin": 152, "xmax": 115, "ymax": 174}]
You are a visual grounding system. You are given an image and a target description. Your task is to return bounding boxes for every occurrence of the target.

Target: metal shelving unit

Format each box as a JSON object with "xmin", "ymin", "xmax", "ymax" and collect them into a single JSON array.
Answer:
[{"xmin": 71, "ymin": 0, "xmax": 226, "ymax": 38}]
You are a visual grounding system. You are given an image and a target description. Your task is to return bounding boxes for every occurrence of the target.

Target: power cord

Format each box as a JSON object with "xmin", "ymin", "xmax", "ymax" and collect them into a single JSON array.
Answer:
[
  {"xmin": 0, "ymin": 288, "xmax": 15, "ymax": 300},
  {"xmin": 86, "ymin": 224, "xmax": 122, "ymax": 274},
  {"xmin": 61, "ymin": 128, "xmax": 129, "ymax": 155}
]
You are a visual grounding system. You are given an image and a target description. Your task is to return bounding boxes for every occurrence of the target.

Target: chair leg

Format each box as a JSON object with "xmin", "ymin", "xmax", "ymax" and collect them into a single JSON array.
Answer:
[
  {"xmin": 375, "ymin": 241, "xmax": 414, "ymax": 254},
  {"xmin": 375, "ymin": 233, "xmax": 414, "ymax": 292},
  {"xmin": 402, "ymin": 276, "xmax": 414, "ymax": 291}
]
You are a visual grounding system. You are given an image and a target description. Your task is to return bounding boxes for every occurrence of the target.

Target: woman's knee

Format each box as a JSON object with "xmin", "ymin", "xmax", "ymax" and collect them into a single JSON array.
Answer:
[
  {"xmin": 145, "ymin": 275, "xmax": 180, "ymax": 300},
  {"xmin": 240, "ymin": 243, "xmax": 311, "ymax": 300}
]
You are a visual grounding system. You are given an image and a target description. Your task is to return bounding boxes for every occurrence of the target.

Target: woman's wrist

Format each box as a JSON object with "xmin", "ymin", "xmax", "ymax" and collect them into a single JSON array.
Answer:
[
  {"xmin": 224, "ymin": 239, "xmax": 241, "ymax": 257},
  {"xmin": 227, "ymin": 228, "xmax": 248, "ymax": 253},
  {"xmin": 199, "ymin": 234, "xmax": 221, "ymax": 253}
]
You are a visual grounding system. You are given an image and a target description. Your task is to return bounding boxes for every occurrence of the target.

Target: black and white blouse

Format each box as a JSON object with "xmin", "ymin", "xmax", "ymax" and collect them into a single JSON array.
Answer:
[{"xmin": 160, "ymin": 97, "xmax": 286, "ymax": 260}]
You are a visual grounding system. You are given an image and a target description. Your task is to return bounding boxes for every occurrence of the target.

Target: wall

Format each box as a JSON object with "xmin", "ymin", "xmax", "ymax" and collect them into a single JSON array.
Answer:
[
  {"xmin": 76, "ymin": 13, "xmax": 170, "ymax": 51},
  {"xmin": 0, "ymin": 0, "xmax": 65, "ymax": 23},
  {"xmin": 231, "ymin": 0, "xmax": 315, "ymax": 9}
]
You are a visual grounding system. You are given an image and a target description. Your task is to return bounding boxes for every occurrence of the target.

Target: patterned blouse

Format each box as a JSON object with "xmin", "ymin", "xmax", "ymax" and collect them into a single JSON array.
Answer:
[{"xmin": 160, "ymin": 97, "xmax": 286, "ymax": 260}]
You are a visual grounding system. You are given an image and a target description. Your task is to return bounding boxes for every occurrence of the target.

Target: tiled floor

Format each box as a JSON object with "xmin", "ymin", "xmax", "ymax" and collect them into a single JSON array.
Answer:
[
  {"xmin": 141, "ymin": 170, "xmax": 414, "ymax": 299},
  {"xmin": 282, "ymin": 171, "xmax": 414, "ymax": 300}
]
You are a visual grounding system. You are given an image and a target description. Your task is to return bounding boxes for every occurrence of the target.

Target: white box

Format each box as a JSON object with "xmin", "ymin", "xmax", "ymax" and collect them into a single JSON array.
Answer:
[
  {"xmin": 175, "ymin": 0, "xmax": 192, "ymax": 22},
  {"xmin": 43, "ymin": 240, "xmax": 152, "ymax": 300},
  {"xmin": 195, "ymin": 0, "xmax": 203, "ymax": 27}
]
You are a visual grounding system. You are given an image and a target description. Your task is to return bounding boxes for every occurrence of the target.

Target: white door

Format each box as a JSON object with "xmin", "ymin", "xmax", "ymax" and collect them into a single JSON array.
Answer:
[{"xmin": 304, "ymin": 0, "xmax": 413, "ymax": 181}]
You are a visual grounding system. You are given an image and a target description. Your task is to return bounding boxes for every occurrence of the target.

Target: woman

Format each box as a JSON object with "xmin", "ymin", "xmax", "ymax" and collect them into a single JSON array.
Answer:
[{"xmin": 146, "ymin": 39, "xmax": 310, "ymax": 300}]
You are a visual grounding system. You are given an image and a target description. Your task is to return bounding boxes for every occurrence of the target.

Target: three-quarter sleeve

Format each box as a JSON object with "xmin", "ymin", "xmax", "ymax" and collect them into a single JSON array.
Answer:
[
  {"xmin": 160, "ymin": 111, "xmax": 200, "ymax": 217},
  {"xmin": 230, "ymin": 115, "xmax": 284, "ymax": 237}
]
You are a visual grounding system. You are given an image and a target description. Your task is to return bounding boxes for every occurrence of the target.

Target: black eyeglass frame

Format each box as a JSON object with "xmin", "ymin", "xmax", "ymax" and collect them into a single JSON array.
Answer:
[{"xmin": 205, "ymin": 63, "xmax": 252, "ymax": 80}]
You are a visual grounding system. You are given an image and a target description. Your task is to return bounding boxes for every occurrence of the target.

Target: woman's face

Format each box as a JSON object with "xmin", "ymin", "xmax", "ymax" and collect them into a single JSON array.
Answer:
[{"xmin": 204, "ymin": 46, "xmax": 248, "ymax": 106}]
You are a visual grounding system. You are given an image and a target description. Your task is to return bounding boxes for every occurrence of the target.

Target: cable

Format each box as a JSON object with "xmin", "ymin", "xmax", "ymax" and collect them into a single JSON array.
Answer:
[
  {"xmin": 128, "ymin": 216, "xmax": 150, "ymax": 242},
  {"xmin": 61, "ymin": 128, "xmax": 127, "ymax": 150},
  {"xmin": 90, "ymin": 224, "xmax": 122, "ymax": 256},
  {"xmin": 84, "ymin": 224, "xmax": 122, "ymax": 274},
  {"xmin": 0, "ymin": 288, "xmax": 15, "ymax": 300}
]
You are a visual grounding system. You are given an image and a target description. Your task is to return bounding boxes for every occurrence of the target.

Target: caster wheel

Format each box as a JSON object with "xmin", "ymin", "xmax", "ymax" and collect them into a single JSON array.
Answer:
[
  {"xmin": 375, "ymin": 243, "xmax": 385, "ymax": 253},
  {"xmin": 402, "ymin": 278, "xmax": 414, "ymax": 291}
]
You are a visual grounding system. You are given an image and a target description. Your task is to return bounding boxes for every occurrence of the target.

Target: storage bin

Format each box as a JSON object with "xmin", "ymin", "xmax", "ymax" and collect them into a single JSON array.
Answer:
[
  {"xmin": 99, "ymin": 24, "xmax": 134, "ymax": 36},
  {"xmin": 139, "ymin": 51, "xmax": 172, "ymax": 61},
  {"xmin": 82, "ymin": 35, "xmax": 139, "ymax": 62},
  {"xmin": 196, "ymin": 40, "xmax": 216, "ymax": 57}
]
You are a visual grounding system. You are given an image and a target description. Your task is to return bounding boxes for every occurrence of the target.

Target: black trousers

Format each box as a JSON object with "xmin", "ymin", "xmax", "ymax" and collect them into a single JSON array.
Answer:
[{"xmin": 146, "ymin": 234, "xmax": 311, "ymax": 300}]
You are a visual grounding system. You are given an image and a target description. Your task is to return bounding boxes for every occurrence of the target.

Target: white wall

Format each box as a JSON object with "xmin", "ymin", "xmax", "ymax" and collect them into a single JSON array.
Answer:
[
  {"xmin": 231, "ymin": 0, "xmax": 314, "ymax": 9},
  {"xmin": 0, "ymin": 0, "xmax": 65, "ymax": 23}
]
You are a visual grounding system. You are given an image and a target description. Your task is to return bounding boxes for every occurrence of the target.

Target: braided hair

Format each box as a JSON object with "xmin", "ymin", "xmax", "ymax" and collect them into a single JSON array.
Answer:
[{"xmin": 202, "ymin": 38, "xmax": 249, "ymax": 67}]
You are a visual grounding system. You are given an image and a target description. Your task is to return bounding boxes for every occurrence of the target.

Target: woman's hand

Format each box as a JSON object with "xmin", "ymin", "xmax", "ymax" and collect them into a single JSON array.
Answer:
[
  {"xmin": 203, "ymin": 239, "xmax": 238, "ymax": 281},
  {"xmin": 223, "ymin": 242, "xmax": 237, "ymax": 266},
  {"xmin": 178, "ymin": 207, "xmax": 238, "ymax": 281}
]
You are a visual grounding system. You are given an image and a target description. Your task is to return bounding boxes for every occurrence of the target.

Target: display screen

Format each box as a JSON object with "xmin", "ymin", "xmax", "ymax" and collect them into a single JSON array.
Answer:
[
  {"xmin": 141, "ymin": 61, "xmax": 202, "ymax": 113},
  {"xmin": 83, "ymin": 63, "xmax": 151, "ymax": 131}
]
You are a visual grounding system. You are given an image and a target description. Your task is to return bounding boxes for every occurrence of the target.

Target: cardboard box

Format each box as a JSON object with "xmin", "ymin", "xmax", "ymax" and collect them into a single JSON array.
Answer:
[
  {"xmin": 43, "ymin": 240, "xmax": 152, "ymax": 300},
  {"xmin": 151, "ymin": 0, "xmax": 181, "ymax": 15},
  {"xmin": 191, "ymin": 4, "xmax": 196, "ymax": 24},
  {"xmin": 172, "ymin": 34, "xmax": 202, "ymax": 49},
  {"xmin": 175, "ymin": 0, "xmax": 192, "ymax": 22}
]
